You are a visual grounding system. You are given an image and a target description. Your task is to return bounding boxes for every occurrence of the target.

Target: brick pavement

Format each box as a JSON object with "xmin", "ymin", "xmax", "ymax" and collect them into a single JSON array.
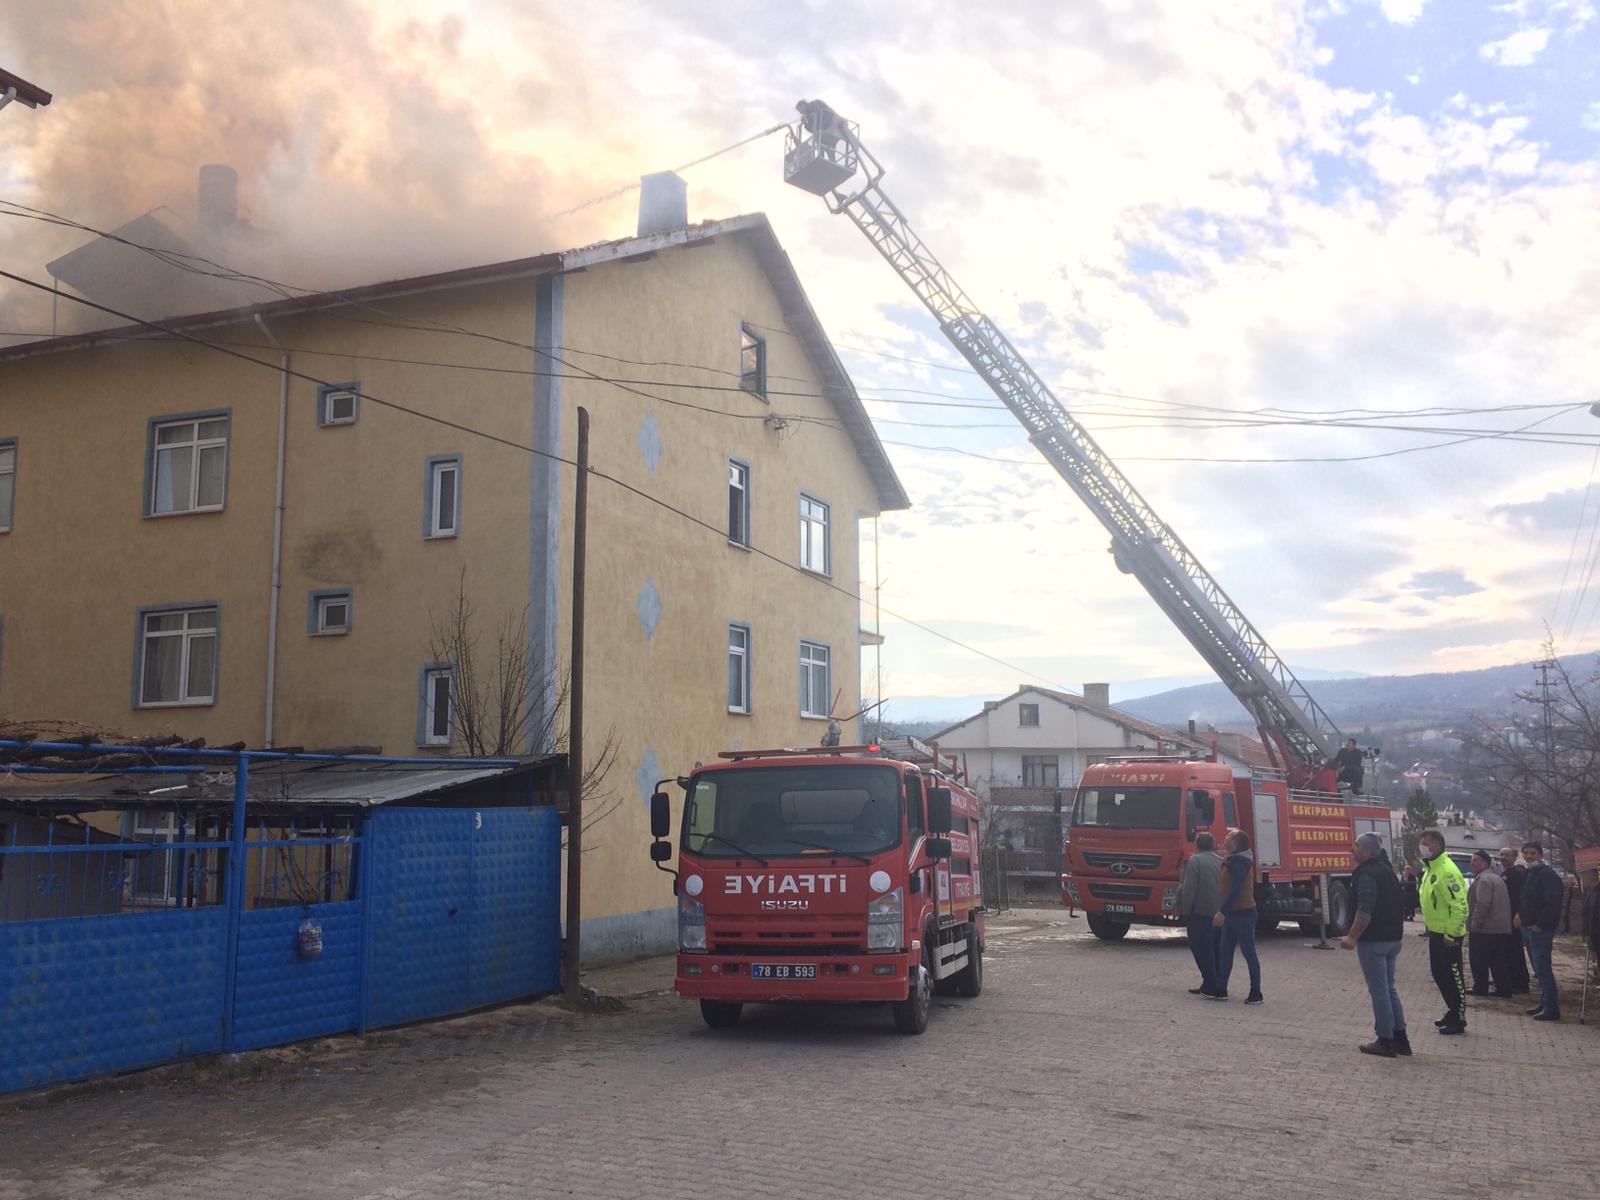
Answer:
[{"xmin": 1, "ymin": 910, "xmax": 1595, "ymax": 1199}]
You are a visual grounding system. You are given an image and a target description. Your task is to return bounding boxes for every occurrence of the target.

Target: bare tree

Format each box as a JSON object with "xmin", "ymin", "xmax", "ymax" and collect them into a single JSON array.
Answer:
[
  {"xmin": 1462, "ymin": 648, "xmax": 1600, "ymax": 862},
  {"xmin": 426, "ymin": 569, "xmax": 621, "ymax": 846}
]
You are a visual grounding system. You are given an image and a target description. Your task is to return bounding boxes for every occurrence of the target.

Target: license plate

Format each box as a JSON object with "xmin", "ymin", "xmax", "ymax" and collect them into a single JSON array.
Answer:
[
  {"xmin": 1103, "ymin": 904, "xmax": 1135, "ymax": 914},
  {"xmin": 751, "ymin": 963, "xmax": 817, "ymax": 980}
]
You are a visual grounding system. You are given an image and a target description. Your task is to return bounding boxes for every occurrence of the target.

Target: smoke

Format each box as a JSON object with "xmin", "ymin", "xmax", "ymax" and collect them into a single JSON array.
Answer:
[{"xmin": 0, "ymin": 1, "xmax": 641, "ymax": 338}]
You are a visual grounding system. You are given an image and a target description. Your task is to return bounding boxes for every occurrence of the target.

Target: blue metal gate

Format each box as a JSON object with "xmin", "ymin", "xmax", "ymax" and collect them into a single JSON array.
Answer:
[{"xmin": 0, "ymin": 743, "xmax": 562, "ymax": 1095}]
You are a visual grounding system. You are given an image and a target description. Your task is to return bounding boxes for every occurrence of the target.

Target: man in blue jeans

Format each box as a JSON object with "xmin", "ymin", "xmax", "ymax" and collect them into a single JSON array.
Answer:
[
  {"xmin": 1177, "ymin": 832, "xmax": 1223, "ymax": 996},
  {"xmin": 1518, "ymin": 840, "xmax": 1565, "ymax": 1022},
  {"xmin": 1340, "ymin": 832, "xmax": 1411, "ymax": 1057},
  {"xmin": 1211, "ymin": 829, "xmax": 1263, "ymax": 1003}
]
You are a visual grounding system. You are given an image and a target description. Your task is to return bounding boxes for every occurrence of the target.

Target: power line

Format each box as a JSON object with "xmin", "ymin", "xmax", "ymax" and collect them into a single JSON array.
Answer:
[{"xmin": 0, "ymin": 265, "xmax": 1076, "ymax": 695}]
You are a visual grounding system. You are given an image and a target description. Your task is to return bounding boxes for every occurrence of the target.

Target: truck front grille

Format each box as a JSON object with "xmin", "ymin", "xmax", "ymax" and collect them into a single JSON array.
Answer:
[
  {"xmin": 1082, "ymin": 852, "xmax": 1162, "ymax": 871},
  {"xmin": 1086, "ymin": 882, "xmax": 1152, "ymax": 901},
  {"xmin": 709, "ymin": 913, "xmax": 866, "ymax": 955}
]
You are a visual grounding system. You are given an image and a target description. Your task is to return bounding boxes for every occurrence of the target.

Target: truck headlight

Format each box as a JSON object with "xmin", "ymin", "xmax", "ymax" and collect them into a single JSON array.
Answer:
[
  {"xmin": 1162, "ymin": 887, "xmax": 1178, "ymax": 911},
  {"xmin": 678, "ymin": 894, "xmax": 707, "ymax": 952},
  {"xmin": 1063, "ymin": 877, "xmax": 1081, "ymax": 904},
  {"xmin": 867, "ymin": 886, "xmax": 902, "ymax": 952}
]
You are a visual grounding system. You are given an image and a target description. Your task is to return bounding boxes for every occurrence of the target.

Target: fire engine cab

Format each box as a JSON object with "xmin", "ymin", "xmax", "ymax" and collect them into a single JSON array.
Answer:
[{"xmin": 647, "ymin": 743, "xmax": 985, "ymax": 1034}]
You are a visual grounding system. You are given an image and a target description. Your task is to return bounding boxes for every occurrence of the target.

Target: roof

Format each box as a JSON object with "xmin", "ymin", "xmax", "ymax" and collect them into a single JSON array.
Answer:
[
  {"xmin": 0, "ymin": 756, "xmax": 563, "ymax": 809},
  {"xmin": 931, "ymin": 684, "xmax": 1211, "ymax": 752},
  {"xmin": 0, "ymin": 213, "xmax": 910, "ymax": 512}
]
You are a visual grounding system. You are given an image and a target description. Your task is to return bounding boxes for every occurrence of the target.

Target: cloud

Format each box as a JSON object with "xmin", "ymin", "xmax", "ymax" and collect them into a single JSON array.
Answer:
[
  {"xmin": 1406, "ymin": 569, "xmax": 1485, "ymax": 600},
  {"xmin": 1489, "ymin": 487, "xmax": 1592, "ymax": 532},
  {"xmin": 1480, "ymin": 26, "xmax": 1553, "ymax": 65},
  {"xmin": 1380, "ymin": 0, "xmax": 1429, "ymax": 24}
]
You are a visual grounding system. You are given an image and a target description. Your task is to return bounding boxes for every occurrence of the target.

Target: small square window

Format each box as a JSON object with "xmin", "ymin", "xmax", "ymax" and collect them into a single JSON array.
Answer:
[
  {"xmin": 740, "ymin": 324, "xmax": 767, "ymax": 399},
  {"xmin": 310, "ymin": 590, "xmax": 353, "ymax": 636},
  {"xmin": 1019, "ymin": 703, "xmax": 1040, "ymax": 727},
  {"xmin": 318, "ymin": 383, "xmax": 360, "ymax": 427}
]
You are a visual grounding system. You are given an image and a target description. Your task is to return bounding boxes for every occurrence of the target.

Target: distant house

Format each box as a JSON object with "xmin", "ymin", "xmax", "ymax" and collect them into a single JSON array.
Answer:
[{"xmin": 932, "ymin": 683, "xmax": 1234, "ymax": 890}]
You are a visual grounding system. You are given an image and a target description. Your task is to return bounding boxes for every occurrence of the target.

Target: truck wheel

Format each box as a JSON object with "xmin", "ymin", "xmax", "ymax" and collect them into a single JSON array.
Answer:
[
  {"xmin": 954, "ymin": 928, "xmax": 984, "ymax": 997},
  {"xmin": 1086, "ymin": 914, "xmax": 1130, "ymax": 941},
  {"xmin": 892, "ymin": 945, "xmax": 933, "ymax": 1034},
  {"xmin": 1325, "ymin": 880, "xmax": 1352, "ymax": 937},
  {"xmin": 700, "ymin": 999, "xmax": 743, "ymax": 1029}
]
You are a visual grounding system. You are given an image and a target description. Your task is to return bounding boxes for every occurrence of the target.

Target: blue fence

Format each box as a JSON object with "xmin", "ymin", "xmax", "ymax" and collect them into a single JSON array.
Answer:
[{"xmin": 0, "ymin": 745, "xmax": 562, "ymax": 1095}]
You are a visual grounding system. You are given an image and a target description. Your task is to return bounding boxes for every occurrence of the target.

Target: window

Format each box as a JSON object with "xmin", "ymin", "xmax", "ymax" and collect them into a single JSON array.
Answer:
[
  {"xmin": 906, "ymin": 774, "xmax": 925, "ymax": 841},
  {"xmin": 799, "ymin": 494, "xmax": 830, "ymax": 574},
  {"xmin": 148, "ymin": 415, "xmax": 228, "ymax": 515},
  {"xmin": 1022, "ymin": 755, "xmax": 1059, "ymax": 788},
  {"xmin": 420, "ymin": 665, "xmax": 454, "ymax": 746},
  {"xmin": 1019, "ymin": 702, "xmax": 1039, "ymax": 727},
  {"xmin": 317, "ymin": 382, "xmax": 360, "ymax": 427},
  {"xmin": 800, "ymin": 640, "xmax": 831, "ymax": 718},
  {"xmin": 425, "ymin": 455, "xmax": 461, "ymax": 538},
  {"xmin": 0, "ymin": 439, "xmax": 14, "ymax": 532},
  {"xmin": 309, "ymin": 589, "xmax": 352, "ymax": 636},
  {"xmin": 138, "ymin": 606, "xmax": 218, "ymax": 706},
  {"xmin": 727, "ymin": 459, "xmax": 750, "ymax": 546},
  {"xmin": 130, "ymin": 810, "xmax": 182, "ymax": 906},
  {"xmin": 727, "ymin": 624, "xmax": 751, "ymax": 713},
  {"xmin": 740, "ymin": 324, "xmax": 767, "ymax": 398}
]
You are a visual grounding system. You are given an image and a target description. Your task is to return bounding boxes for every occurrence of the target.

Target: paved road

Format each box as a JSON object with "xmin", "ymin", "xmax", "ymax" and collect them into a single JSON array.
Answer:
[{"xmin": 2, "ymin": 911, "xmax": 1595, "ymax": 1199}]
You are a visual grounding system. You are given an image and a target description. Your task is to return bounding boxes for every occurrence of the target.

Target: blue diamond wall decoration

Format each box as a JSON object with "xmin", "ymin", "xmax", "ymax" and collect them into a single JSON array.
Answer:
[
  {"xmin": 637, "ymin": 410, "xmax": 663, "ymax": 474},
  {"xmin": 636, "ymin": 744, "xmax": 662, "ymax": 806},
  {"xmin": 636, "ymin": 577, "xmax": 662, "ymax": 640}
]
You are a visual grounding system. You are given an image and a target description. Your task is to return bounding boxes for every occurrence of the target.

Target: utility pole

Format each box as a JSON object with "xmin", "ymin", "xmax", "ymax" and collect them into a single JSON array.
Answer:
[
  {"xmin": 562, "ymin": 407, "xmax": 590, "ymax": 1001},
  {"xmin": 0, "ymin": 68, "xmax": 52, "ymax": 115}
]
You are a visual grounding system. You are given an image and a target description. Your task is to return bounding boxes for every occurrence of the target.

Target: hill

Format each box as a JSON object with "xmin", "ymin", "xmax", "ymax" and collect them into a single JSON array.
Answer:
[{"xmin": 1117, "ymin": 653, "xmax": 1599, "ymax": 734}]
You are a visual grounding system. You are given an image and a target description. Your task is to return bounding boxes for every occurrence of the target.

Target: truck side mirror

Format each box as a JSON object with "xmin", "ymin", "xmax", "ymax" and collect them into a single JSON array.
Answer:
[
  {"xmin": 925, "ymin": 836, "xmax": 952, "ymax": 861},
  {"xmin": 649, "ymin": 841, "xmax": 673, "ymax": 863},
  {"xmin": 650, "ymin": 791, "xmax": 672, "ymax": 839},
  {"xmin": 927, "ymin": 787, "xmax": 953, "ymax": 834}
]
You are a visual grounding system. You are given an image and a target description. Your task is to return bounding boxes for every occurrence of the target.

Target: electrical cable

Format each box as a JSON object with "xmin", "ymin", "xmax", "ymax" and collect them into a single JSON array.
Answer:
[{"xmin": 0, "ymin": 265, "xmax": 1077, "ymax": 694}]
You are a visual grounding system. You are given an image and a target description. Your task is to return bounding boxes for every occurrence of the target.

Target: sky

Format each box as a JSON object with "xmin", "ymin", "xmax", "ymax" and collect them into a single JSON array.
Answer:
[{"xmin": 3, "ymin": 0, "xmax": 1599, "ymax": 713}]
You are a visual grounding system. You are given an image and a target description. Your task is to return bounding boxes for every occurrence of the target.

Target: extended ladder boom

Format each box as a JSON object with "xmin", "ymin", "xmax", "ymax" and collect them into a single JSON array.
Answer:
[{"xmin": 784, "ymin": 100, "xmax": 1342, "ymax": 783}]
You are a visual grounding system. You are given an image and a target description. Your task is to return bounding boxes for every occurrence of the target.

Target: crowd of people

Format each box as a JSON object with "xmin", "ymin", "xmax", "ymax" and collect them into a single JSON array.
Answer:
[{"xmin": 1173, "ymin": 830, "xmax": 1571, "ymax": 1055}]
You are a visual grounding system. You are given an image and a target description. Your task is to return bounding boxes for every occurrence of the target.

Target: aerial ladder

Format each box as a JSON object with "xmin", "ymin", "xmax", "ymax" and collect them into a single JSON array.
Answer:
[{"xmin": 783, "ymin": 99, "xmax": 1344, "ymax": 791}]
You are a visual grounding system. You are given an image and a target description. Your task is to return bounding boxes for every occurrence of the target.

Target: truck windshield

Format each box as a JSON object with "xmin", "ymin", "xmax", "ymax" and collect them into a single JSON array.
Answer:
[
  {"xmin": 683, "ymin": 765, "xmax": 901, "ymax": 858},
  {"xmin": 1072, "ymin": 785, "xmax": 1181, "ymax": 831}
]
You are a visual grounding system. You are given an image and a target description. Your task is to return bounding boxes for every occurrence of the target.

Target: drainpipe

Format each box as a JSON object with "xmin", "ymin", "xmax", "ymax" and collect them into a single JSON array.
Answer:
[{"xmin": 254, "ymin": 315, "xmax": 288, "ymax": 747}]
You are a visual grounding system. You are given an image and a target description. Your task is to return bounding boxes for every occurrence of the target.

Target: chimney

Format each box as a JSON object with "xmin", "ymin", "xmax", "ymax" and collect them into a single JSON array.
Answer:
[
  {"xmin": 637, "ymin": 171, "xmax": 688, "ymax": 236},
  {"xmin": 1084, "ymin": 682, "xmax": 1110, "ymax": 708},
  {"xmin": 1188, "ymin": 719, "xmax": 1197, "ymax": 736},
  {"xmin": 198, "ymin": 164, "xmax": 238, "ymax": 238}
]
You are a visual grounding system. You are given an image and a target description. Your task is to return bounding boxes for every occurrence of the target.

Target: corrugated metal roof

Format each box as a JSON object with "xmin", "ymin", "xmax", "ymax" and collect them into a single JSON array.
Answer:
[{"xmin": 0, "ymin": 757, "xmax": 562, "ymax": 809}]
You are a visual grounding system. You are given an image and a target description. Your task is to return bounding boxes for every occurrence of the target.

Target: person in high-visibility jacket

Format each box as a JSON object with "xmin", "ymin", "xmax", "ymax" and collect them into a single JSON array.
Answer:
[{"xmin": 1418, "ymin": 830, "xmax": 1469, "ymax": 1034}]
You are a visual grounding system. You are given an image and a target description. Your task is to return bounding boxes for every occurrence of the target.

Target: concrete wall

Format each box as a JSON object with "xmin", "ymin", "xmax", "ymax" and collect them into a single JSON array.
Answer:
[{"xmin": 0, "ymin": 229, "xmax": 885, "ymax": 961}]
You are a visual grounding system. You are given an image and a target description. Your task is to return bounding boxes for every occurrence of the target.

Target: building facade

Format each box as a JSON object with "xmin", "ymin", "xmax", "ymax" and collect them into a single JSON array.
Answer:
[{"xmin": 0, "ymin": 203, "xmax": 907, "ymax": 960}]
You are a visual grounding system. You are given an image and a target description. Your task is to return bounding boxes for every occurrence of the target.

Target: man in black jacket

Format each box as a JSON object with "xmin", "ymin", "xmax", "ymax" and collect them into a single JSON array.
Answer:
[
  {"xmin": 1519, "ymin": 841, "xmax": 1565, "ymax": 1021},
  {"xmin": 1340, "ymin": 833, "xmax": 1410, "ymax": 1057},
  {"xmin": 1499, "ymin": 846, "xmax": 1531, "ymax": 994},
  {"xmin": 1332, "ymin": 738, "xmax": 1365, "ymax": 795}
]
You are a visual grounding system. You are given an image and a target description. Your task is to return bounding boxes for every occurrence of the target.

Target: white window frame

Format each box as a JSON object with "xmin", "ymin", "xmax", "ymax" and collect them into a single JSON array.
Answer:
[
  {"xmin": 728, "ymin": 459, "xmax": 751, "ymax": 547},
  {"xmin": 739, "ymin": 323, "xmax": 767, "ymax": 398},
  {"xmin": 318, "ymin": 383, "xmax": 360, "ymax": 427},
  {"xmin": 799, "ymin": 494, "xmax": 830, "ymax": 575},
  {"xmin": 137, "ymin": 606, "xmax": 219, "ymax": 707},
  {"xmin": 129, "ymin": 809, "xmax": 182, "ymax": 907},
  {"xmin": 426, "ymin": 456, "xmax": 461, "ymax": 539},
  {"xmin": 149, "ymin": 415, "xmax": 229, "ymax": 516},
  {"xmin": 728, "ymin": 623, "xmax": 751, "ymax": 714},
  {"xmin": 314, "ymin": 592, "xmax": 351, "ymax": 635},
  {"xmin": 422, "ymin": 665, "xmax": 454, "ymax": 746},
  {"xmin": 800, "ymin": 640, "xmax": 831, "ymax": 719},
  {"xmin": 0, "ymin": 439, "xmax": 14, "ymax": 533}
]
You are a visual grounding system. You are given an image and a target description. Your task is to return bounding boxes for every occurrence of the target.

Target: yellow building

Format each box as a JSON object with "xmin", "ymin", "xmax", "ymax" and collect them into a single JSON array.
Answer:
[{"xmin": 0, "ymin": 188, "xmax": 908, "ymax": 959}]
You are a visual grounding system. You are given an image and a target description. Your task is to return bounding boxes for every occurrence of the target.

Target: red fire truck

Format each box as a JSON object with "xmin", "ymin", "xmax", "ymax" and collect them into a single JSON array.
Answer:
[
  {"xmin": 1060, "ymin": 756, "xmax": 1394, "ymax": 939},
  {"xmin": 647, "ymin": 744, "xmax": 985, "ymax": 1034}
]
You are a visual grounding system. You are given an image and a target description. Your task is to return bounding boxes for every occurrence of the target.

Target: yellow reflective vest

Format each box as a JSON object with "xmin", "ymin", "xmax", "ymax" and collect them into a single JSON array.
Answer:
[{"xmin": 1420, "ymin": 853, "xmax": 1468, "ymax": 938}]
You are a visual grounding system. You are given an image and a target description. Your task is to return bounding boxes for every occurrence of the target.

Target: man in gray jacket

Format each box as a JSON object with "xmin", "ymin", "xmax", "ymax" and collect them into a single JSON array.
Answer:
[
  {"xmin": 1177, "ymin": 832, "xmax": 1223, "ymax": 997},
  {"xmin": 1467, "ymin": 849, "xmax": 1514, "ymax": 998}
]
